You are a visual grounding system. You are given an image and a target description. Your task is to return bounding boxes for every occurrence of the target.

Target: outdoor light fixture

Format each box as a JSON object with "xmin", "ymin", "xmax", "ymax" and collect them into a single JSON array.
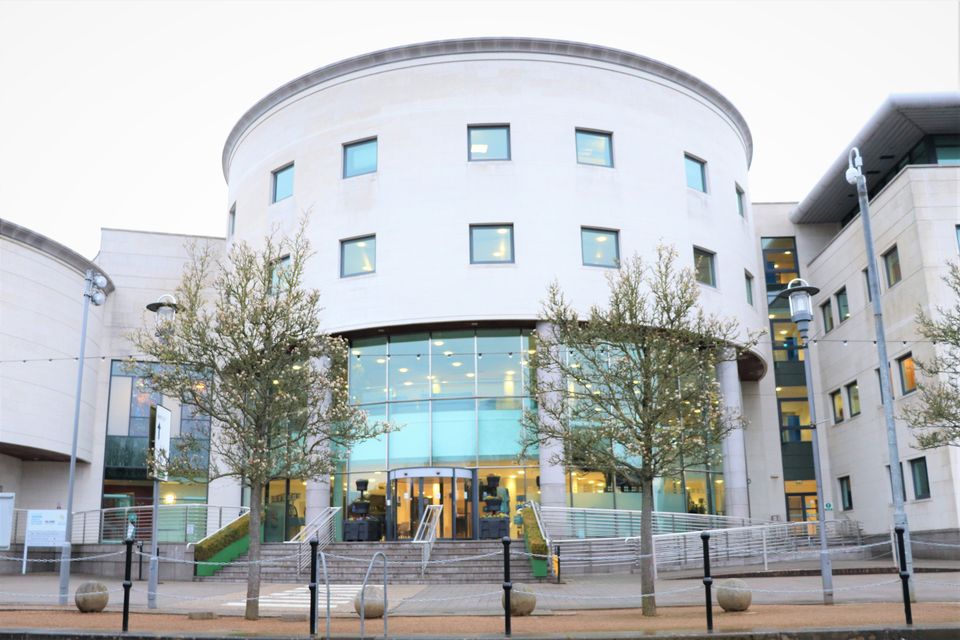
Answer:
[
  {"xmin": 59, "ymin": 269, "xmax": 110, "ymax": 605},
  {"xmin": 774, "ymin": 278, "xmax": 834, "ymax": 605}
]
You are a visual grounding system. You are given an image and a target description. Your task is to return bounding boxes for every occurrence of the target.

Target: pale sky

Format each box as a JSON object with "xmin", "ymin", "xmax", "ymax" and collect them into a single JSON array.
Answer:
[{"xmin": 1, "ymin": 0, "xmax": 957, "ymax": 259}]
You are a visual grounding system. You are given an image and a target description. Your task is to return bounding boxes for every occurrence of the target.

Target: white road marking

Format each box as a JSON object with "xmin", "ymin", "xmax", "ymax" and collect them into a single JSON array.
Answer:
[{"xmin": 224, "ymin": 585, "xmax": 363, "ymax": 609}]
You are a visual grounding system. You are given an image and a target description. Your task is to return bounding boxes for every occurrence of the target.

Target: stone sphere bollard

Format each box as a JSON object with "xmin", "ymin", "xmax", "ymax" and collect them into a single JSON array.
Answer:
[
  {"xmin": 501, "ymin": 583, "xmax": 537, "ymax": 616},
  {"xmin": 75, "ymin": 581, "xmax": 109, "ymax": 613},
  {"xmin": 717, "ymin": 578, "xmax": 751, "ymax": 612},
  {"xmin": 353, "ymin": 586, "xmax": 385, "ymax": 618}
]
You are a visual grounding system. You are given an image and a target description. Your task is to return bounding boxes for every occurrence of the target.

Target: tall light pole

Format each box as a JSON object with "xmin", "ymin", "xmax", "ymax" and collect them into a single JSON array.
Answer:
[
  {"xmin": 59, "ymin": 270, "xmax": 109, "ymax": 604},
  {"xmin": 846, "ymin": 148, "xmax": 914, "ymax": 581},
  {"xmin": 776, "ymin": 278, "xmax": 834, "ymax": 605},
  {"xmin": 145, "ymin": 294, "xmax": 178, "ymax": 610}
]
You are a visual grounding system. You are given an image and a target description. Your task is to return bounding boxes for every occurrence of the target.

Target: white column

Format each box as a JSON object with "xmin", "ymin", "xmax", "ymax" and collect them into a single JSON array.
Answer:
[
  {"xmin": 305, "ymin": 476, "xmax": 331, "ymax": 524},
  {"xmin": 718, "ymin": 355, "xmax": 750, "ymax": 520},
  {"xmin": 535, "ymin": 321, "xmax": 567, "ymax": 509}
]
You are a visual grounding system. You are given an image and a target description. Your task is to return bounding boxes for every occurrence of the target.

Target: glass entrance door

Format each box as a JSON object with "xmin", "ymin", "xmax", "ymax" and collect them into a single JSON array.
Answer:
[{"xmin": 387, "ymin": 467, "xmax": 477, "ymax": 540}]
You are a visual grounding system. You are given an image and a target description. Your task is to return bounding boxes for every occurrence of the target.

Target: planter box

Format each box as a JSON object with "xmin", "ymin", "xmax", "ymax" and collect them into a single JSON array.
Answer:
[
  {"xmin": 344, "ymin": 519, "xmax": 381, "ymax": 542},
  {"xmin": 479, "ymin": 517, "xmax": 509, "ymax": 540}
]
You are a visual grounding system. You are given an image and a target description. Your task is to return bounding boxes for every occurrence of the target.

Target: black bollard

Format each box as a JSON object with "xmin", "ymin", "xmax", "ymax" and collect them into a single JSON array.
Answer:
[
  {"xmin": 701, "ymin": 531, "xmax": 713, "ymax": 632},
  {"xmin": 122, "ymin": 538, "xmax": 133, "ymax": 632},
  {"xmin": 895, "ymin": 526, "xmax": 913, "ymax": 625},
  {"xmin": 309, "ymin": 538, "xmax": 318, "ymax": 637},
  {"xmin": 502, "ymin": 536, "xmax": 512, "ymax": 637},
  {"xmin": 555, "ymin": 545, "xmax": 561, "ymax": 585}
]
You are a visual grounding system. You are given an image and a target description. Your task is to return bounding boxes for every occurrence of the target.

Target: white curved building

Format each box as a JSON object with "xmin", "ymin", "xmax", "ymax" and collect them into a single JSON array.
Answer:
[{"xmin": 222, "ymin": 38, "xmax": 769, "ymax": 540}]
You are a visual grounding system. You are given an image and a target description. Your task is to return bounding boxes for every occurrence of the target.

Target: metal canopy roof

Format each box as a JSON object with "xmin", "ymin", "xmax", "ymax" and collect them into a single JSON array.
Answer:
[{"xmin": 789, "ymin": 93, "xmax": 960, "ymax": 224}]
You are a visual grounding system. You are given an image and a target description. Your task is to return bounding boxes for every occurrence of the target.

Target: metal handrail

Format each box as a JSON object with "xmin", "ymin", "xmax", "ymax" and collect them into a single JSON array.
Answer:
[
  {"xmin": 538, "ymin": 505, "xmax": 765, "ymax": 542},
  {"xmin": 288, "ymin": 507, "xmax": 341, "ymax": 575},
  {"xmin": 527, "ymin": 501, "xmax": 551, "ymax": 560},
  {"xmin": 10, "ymin": 504, "xmax": 249, "ymax": 546},
  {"xmin": 411, "ymin": 504, "xmax": 443, "ymax": 577}
]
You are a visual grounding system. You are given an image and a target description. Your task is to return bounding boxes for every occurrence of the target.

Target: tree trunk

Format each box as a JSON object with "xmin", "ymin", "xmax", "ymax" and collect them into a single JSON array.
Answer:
[
  {"xmin": 245, "ymin": 479, "xmax": 263, "ymax": 620},
  {"xmin": 640, "ymin": 475, "xmax": 656, "ymax": 616}
]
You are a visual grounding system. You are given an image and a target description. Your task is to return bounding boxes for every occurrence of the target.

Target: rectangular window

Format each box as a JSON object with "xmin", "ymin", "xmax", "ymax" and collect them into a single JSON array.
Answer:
[
  {"xmin": 845, "ymin": 381, "xmax": 860, "ymax": 417},
  {"xmin": 838, "ymin": 476, "xmax": 853, "ymax": 511},
  {"xmin": 887, "ymin": 463, "xmax": 907, "ymax": 503},
  {"xmin": 684, "ymin": 154, "xmax": 707, "ymax": 192},
  {"xmin": 693, "ymin": 247, "xmax": 716, "ymax": 286},
  {"xmin": 744, "ymin": 271, "xmax": 754, "ymax": 305},
  {"xmin": 470, "ymin": 224, "xmax": 514, "ymax": 263},
  {"xmin": 883, "ymin": 245, "xmax": 902, "ymax": 287},
  {"xmin": 340, "ymin": 235, "xmax": 376, "ymax": 277},
  {"xmin": 821, "ymin": 300, "xmax": 834, "ymax": 332},
  {"xmin": 863, "ymin": 268, "xmax": 872, "ymax": 302},
  {"xmin": 575, "ymin": 129, "xmax": 613, "ymax": 167},
  {"xmin": 897, "ymin": 353, "xmax": 916, "ymax": 394},
  {"xmin": 270, "ymin": 255, "xmax": 291, "ymax": 294},
  {"xmin": 830, "ymin": 389, "xmax": 844, "ymax": 423},
  {"xmin": 228, "ymin": 205, "xmax": 236, "ymax": 237},
  {"xmin": 735, "ymin": 184, "xmax": 746, "ymax": 217},
  {"xmin": 909, "ymin": 457, "xmax": 931, "ymax": 499},
  {"xmin": 835, "ymin": 287, "xmax": 849, "ymax": 322},
  {"xmin": 272, "ymin": 163, "xmax": 294, "ymax": 203},
  {"xmin": 468, "ymin": 125, "xmax": 510, "ymax": 161},
  {"xmin": 581, "ymin": 227, "xmax": 620, "ymax": 267},
  {"xmin": 343, "ymin": 138, "xmax": 378, "ymax": 178}
]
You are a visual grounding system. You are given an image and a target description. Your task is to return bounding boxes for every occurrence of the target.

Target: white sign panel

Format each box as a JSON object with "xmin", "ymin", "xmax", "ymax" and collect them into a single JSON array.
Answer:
[
  {"xmin": 151, "ymin": 404, "xmax": 172, "ymax": 481},
  {"xmin": 0, "ymin": 494, "xmax": 14, "ymax": 550},
  {"xmin": 24, "ymin": 509, "xmax": 67, "ymax": 547}
]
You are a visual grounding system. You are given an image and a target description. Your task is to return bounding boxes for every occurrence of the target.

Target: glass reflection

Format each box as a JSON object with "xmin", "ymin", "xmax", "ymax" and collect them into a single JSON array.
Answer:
[
  {"xmin": 344, "ymin": 139, "xmax": 377, "ymax": 177},
  {"xmin": 468, "ymin": 126, "xmax": 510, "ymax": 161},
  {"xmin": 341, "ymin": 236, "xmax": 376, "ymax": 277},
  {"xmin": 389, "ymin": 333, "xmax": 429, "ymax": 401},
  {"xmin": 470, "ymin": 225, "xmax": 514, "ymax": 263},
  {"xmin": 431, "ymin": 331, "xmax": 475, "ymax": 397},
  {"xmin": 581, "ymin": 228, "xmax": 619, "ymax": 268},
  {"xmin": 349, "ymin": 337, "xmax": 386, "ymax": 404},
  {"xmin": 576, "ymin": 130, "xmax": 612, "ymax": 166}
]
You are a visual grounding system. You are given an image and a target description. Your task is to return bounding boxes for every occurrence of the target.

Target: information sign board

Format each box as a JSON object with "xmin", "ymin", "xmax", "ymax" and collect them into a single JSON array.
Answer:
[{"xmin": 22, "ymin": 509, "xmax": 67, "ymax": 574}]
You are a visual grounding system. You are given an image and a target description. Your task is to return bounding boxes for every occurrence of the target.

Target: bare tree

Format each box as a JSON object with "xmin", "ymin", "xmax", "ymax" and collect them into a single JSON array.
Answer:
[
  {"xmin": 523, "ymin": 245, "xmax": 756, "ymax": 616},
  {"xmin": 904, "ymin": 261, "xmax": 960, "ymax": 448},
  {"xmin": 132, "ymin": 226, "xmax": 381, "ymax": 619}
]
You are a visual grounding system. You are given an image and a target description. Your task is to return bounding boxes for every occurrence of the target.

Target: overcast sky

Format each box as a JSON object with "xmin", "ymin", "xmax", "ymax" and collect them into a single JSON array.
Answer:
[{"xmin": 1, "ymin": 0, "xmax": 957, "ymax": 259}]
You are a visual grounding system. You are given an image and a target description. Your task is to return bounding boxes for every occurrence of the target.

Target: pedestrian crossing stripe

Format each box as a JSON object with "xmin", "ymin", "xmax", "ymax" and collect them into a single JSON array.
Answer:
[{"xmin": 225, "ymin": 585, "xmax": 362, "ymax": 609}]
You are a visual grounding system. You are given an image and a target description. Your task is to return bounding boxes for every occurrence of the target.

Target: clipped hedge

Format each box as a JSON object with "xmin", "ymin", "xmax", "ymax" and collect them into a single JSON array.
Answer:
[
  {"xmin": 195, "ymin": 512, "xmax": 250, "ymax": 562},
  {"xmin": 522, "ymin": 507, "xmax": 548, "ymax": 557}
]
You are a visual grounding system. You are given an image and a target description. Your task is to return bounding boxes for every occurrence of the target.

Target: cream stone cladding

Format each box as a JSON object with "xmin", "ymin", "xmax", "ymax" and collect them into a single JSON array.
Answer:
[
  {"xmin": 800, "ymin": 165, "xmax": 960, "ymax": 535},
  {"xmin": 223, "ymin": 40, "xmax": 766, "ymax": 350}
]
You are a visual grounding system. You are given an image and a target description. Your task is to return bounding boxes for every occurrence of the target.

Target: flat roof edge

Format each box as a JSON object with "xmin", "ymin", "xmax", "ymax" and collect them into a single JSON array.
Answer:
[{"xmin": 221, "ymin": 37, "xmax": 753, "ymax": 180}]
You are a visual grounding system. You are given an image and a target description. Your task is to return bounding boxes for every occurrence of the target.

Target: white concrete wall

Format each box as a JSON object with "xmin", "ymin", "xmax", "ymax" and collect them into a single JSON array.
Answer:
[{"xmin": 800, "ymin": 166, "xmax": 960, "ymax": 535}]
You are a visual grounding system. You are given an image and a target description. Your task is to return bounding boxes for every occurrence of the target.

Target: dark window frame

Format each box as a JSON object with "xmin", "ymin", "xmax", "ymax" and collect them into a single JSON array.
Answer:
[
  {"xmin": 467, "ymin": 125, "xmax": 511, "ymax": 162},
  {"xmin": 469, "ymin": 224, "xmax": 516, "ymax": 264},
  {"xmin": 693, "ymin": 246, "xmax": 717, "ymax": 287},
  {"xmin": 574, "ymin": 128, "xmax": 614, "ymax": 168},
  {"xmin": 339, "ymin": 234, "xmax": 377, "ymax": 278},
  {"xmin": 580, "ymin": 226, "xmax": 621, "ymax": 268},
  {"xmin": 838, "ymin": 476, "xmax": 853, "ymax": 511},
  {"xmin": 829, "ymin": 389, "xmax": 844, "ymax": 423},
  {"xmin": 684, "ymin": 153, "xmax": 708, "ymax": 193},
  {"xmin": 909, "ymin": 457, "xmax": 931, "ymax": 500},
  {"xmin": 271, "ymin": 162, "xmax": 295, "ymax": 203},
  {"xmin": 342, "ymin": 137, "xmax": 379, "ymax": 178}
]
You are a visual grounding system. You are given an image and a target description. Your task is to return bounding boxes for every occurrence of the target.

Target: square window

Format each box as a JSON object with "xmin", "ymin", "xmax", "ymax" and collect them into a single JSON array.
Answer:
[
  {"xmin": 693, "ymin": 247, "xmax": 716, "ymax": 286},
  {"xmin": 909, "ymin": 457, "xmax": 930, "ymax": 499},
  {"xmin": 835, "ymin": 287, "xmax": 849, "ymax": 322},
  {"xmin": 575, "ymin": 129, "xmax": 613, "ymax": 167},
  {"xmin": 744, "ymin": 271, "xmax": 754, "ymax": 305},
  {"xmin": 685, "ymin": 154, "xmax": 707, "ymax": 192},
  {"xmin": 272, "ymin": 164, "xmax": 294, "ymax": 203},
  {"xmin": 820, "ymin": 300, "xmax": 834, "ymax": 332},
  {"xmin": 845, "ymin": 381, "xmax": 860, "ymax": 417},
  {"xmin": 838, "ymin": 476, "xmax": 853, "ymax": 511},
  {"xmin": 343, "ymin": 138, "xmax": 378, "ymax": 178},
  {"xmin": 470, "ymin": 225, "xmax": 514, "ymax": 263},
  {"xmin": 228, "ymin": 204, "xmax": 236, "ymax": 237},
  {"xmin": 863, "ymin": 268, "xmax": 872, "ymax": 302},
  {"xmin": 468, "ymin": 126, "xmax": 510, "ymax": 161},
  {"xmin": 736, "ymin": 184, "xmax": 746, "ymax": 217},
  {"xmin": 897, "ymin": 353, "xmax": 916, "ymax": 394},
  {"xmin": 581, "ymin": 228, "xmax": 619, "ymax": 267},
  {"xmin": 340, "ymin": 235, "xmax": 376, "ymax": 277},
  {"xmin": 830, "ymin": 389, "xmax": 844, "ymax": 423},
  {"xmin": 883, "ymin": 245, "xmax": 902, "ymax": 287}
]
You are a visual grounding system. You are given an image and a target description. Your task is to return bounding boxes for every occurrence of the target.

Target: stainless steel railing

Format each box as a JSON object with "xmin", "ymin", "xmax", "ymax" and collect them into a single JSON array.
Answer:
[{"xmin": 412, "ymin": 504, "xmax": 443, "ymax": 577}]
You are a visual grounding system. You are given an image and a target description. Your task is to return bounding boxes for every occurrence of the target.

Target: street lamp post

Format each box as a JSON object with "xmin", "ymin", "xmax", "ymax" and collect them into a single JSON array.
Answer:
[
  {"xmin": 776, "ymin": 278, "xmax": 834, "ymax": 605},
  {"xmin": 58, "ymin": 270, "xmax": 109, "ymax": 605},
  {"xmin": 145, "ymin": 294, "xmax": 178, "ymax": 610},
  {"xmin": 846, "ymin": 148, "xmax": 914, "ymax": 582}
]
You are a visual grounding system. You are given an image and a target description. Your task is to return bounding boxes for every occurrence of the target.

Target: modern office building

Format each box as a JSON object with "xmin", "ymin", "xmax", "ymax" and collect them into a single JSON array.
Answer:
[{"xmin": 1, "ymin": 39, "xmax": 957, "ymax": 546}]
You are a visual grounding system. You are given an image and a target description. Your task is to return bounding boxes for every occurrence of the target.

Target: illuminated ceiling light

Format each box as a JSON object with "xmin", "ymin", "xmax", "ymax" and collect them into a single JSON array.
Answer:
[
  {"xmin": 272, "ymin": 379, "xmax": 280, "ymax": 385},
  {"xmin": 403, "ymin": 381, "xmax": 413, "ymax": 386},
  {"xmin": 505, "ymin": 370, "xmax": 515, "ymax": 376},
  {"xmin": 443, "ymin": 350, "xmax": 453, "ymax": 357},
  {"xmin": 398, "ymin": 367, "xmax": 409, "ymax": 373},
  {"xmin": 356, "ymin": 242, "xmax": 367, "ymax": 248},
  {"xmin": 451, "ymin": 361, "xmax": 463, "ymax": 367},
  {"xmin": 595, "ymin": 236, "xmax": 607, "ymax": 243},
  {"xmin": 497, "ymin": 228, "xmax": 509, "ymax": 235},
  {"xmin": 779, "ymin": 330, "xmax": 788, "ymax": 335},
  {"xmin": 517, "ymin": 470, "xmax": 525, "ymax": 475},
  {"xmin": 291, "ymin": 365, "xmax": 301, "ymax": 371},
  {"xmin": 352, "ymin": 349, "xmax": 362, "ymax": 356},
  {"xmin": 465, "ymin": 372, "xmax": 475, "ymax": 378},
  {"xmin": 163, "ymin": 494, "xmax": 176, "ymax": 505},
  {"xmin": 376, "ymin": 358, "xmax": 386, "ymax": 364},
  {"xmin": 784, "ymin": 251, "xmax": 792, "ymax": 255},
  {"xmin": 527, "ymin": 349, "xmax": 535, "ymax": 355},
  {"xmin": 768, "ymin": 314, "xmax": 775, "ymax": 319},
  {"xmin": 773, "ymin": 263, "xmax": 779, "ymax": 268},
  {"xmin": 471, "ymin": 144, "xmax": 488, "ymax": 153},
  {"xmin": 776, "ymin": 386, "xmax": 783, "ymax": 391},
  {"xmin": 433, "ymin": 340, "xmax": 445, "ymax": 346}
]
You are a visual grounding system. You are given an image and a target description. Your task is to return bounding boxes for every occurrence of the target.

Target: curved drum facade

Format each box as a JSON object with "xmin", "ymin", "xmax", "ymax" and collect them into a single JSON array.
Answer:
[{"xmin": 223, "ymin": 39, "xmax": 768, "ymax": 537}]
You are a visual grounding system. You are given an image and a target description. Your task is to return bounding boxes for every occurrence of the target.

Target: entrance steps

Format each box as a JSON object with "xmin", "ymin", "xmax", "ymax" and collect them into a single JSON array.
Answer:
[{"xmin": 198, "ymin": 539, "xmax": 537, "ymax": 584}]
